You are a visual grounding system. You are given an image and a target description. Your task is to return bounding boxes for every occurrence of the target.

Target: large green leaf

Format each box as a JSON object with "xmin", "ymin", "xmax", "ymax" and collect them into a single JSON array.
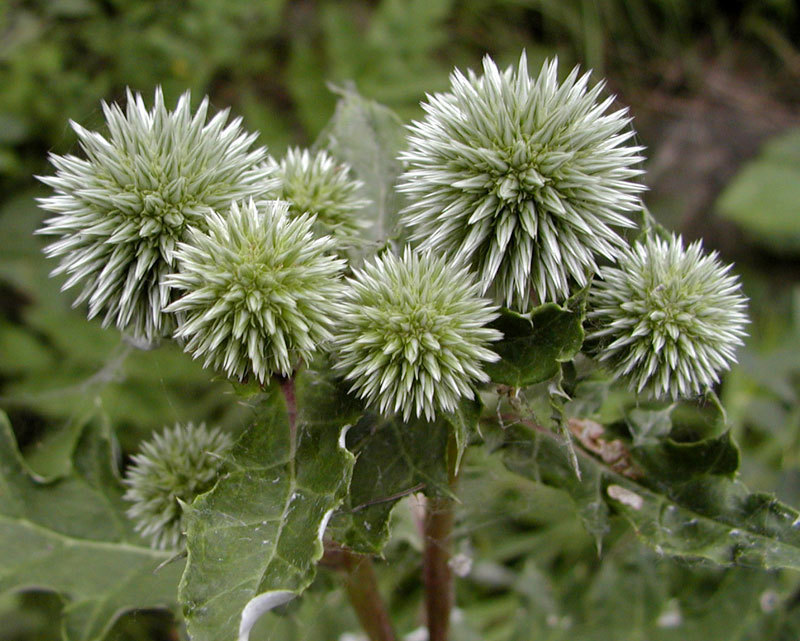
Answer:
[
  {"xmin": 485, "ymin": 298, "xmax": 585, "ymax": 388},
  {"xmin": 328, "ymin": 409, "xmax": 454, "ymax": 555},
  {"xmin": 316, "ymin": 87, "xmax": 405, "ymax": 245},
  {"xmin": 716, "ymin": 127, "xmax": 800, "ymax": 252},
  {"xmin": 501, "ymin": 417, "xmax": 800, "ymax": 570},
  {"xmin": 0, "ymin": 411, "xmax": 182, "ymax": 641},
  {"xmin": 179, "ymin": 370, "xmax": 358, "ymax": 641}
]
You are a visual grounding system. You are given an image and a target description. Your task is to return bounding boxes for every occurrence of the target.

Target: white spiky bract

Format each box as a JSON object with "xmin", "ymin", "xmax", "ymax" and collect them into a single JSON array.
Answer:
[
  {"xmin": 165, "ymin": 199, "xmax": 345, "ymax": 383},
  {"xmin": 123, "ymin": 422, "xmax": 233, "ymax": 550},
  {"xmin": 334, "ymin": 248, "xmax": 502, "ymax": 421},
  {"xmin": 587, "ymin": 234, "xmax": 749, "ymax": 399},
  {"xmin": 37, "ymin": 88, "xmax": 276, "ymax": 343},
  {"xmin": 270, "ymin": 147, "xmax": 369, "ymax": 245},
  {"xmin": 399, "ymin": 53, "xmax": 646, "ymax": 309}
]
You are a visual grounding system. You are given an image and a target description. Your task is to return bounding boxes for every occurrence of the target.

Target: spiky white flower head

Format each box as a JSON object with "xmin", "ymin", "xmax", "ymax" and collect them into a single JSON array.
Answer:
[
  {"xmin": 587, "ymin": 234, "xmax": 749, "ymax": 399},
  {"xmin": 37, "ymin": 88, "xmax": 276, "ymax": 343},
  {"xmin": 269, "ymin": 147, "xmax": 369, "ymax": 246},
  {"xmin": 165, "ymin": 199, "xmax": 345, "ymax": 382},
  {"xmin": 398, "ymin": 53, "xmax": 646, "ymax": 309},
  {"xmin": 123, "ymin": 422, "xmax": 233, "ymax": 550},
  {"xmin": 334, "ymin": 247, "xmax": 502, "ymax": 421}
]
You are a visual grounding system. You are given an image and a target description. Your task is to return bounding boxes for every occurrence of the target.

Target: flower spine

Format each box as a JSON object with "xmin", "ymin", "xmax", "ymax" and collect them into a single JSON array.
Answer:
[
  {"xmin": 587, "ymin": 234, "xmax": 749, "ymax": 399},
  {"xmin": 123, "ymin": 422, "xmax": 233, "ymax": 550},
  {"xmin": 398, "ymin": 53, "xmax": 646, "ymax": 309},
  {"xmin": 37, "ymin": 88, "xmax": 276, "ymax": 343},
  {"xmin": 165, "ymin": 199, "xmax": 345, "ymax": 382},
  {"xmin": 270, "ymin": 147, "xmax": 369, "ymax": 246},
  {"xmin": 334, "ymin": 248, "xmax": 502, "ymax": 421}
]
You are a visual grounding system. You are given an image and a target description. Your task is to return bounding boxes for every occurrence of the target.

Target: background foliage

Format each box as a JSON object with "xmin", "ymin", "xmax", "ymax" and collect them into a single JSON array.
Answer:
[{"xmin": 2, "ymin": 1, "xmax": 800, "ymax": 640}]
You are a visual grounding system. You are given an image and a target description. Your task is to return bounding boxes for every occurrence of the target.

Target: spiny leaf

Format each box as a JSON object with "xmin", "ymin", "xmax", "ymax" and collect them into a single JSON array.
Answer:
[
  {"xmin": 179, "ymin": 370, "xmax": 358, "ymax": 641},
  {"xmin": 501, "ymin": 420, "xmax": 800, "ymax": 570},
  {"xmin": 328, "ymin": 410, "xmax": 455, "ymax": 554},
  {"xmin": 485, "ymin": 297, "xmax": 585, "ymax": 388},
  {"xmin": 0, "ymin": 411, "xmax": 182, "ymax": 641}
]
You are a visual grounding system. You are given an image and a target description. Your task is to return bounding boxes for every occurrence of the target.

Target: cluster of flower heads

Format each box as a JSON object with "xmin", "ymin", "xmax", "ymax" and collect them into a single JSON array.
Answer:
[
  {"xmin": 399, "ymin": 52, "xmax": 646, "ymax": 308},
  {"xmin": 268, "ymin": 147, "xmax": 369, "ymax": 247},
  {"xmin": 587, "ymin": 234, "xmax": 748, "ymax": 399},
  {"xmin": 123, "ymin": 422, "xmax": 233, "ymax": 550},
  {"xmin": 334, "ymin": 248, "xmax": 501, "ymax": 420},
  {"xmin": 38, "ymin": 57, "xmax": 750, "ymax": 431},
  {"xmin": 38, "ymin": 88, "xmax": 277, "ymax": 343}
]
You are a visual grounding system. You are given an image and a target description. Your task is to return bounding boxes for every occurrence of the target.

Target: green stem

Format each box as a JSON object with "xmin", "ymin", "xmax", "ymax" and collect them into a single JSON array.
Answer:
[
  {"xmin": 323, "ymin": 545, "xmax": 397, "ymax": 641},
  {"xmin": 423, "ymin": 433, "xmax": 459, "ymax": 641}
]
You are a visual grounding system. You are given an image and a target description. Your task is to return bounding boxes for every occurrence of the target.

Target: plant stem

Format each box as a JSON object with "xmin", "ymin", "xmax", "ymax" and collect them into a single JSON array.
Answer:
[
  {"xmin": 423, "ymin": 434, "xmax": 459, "ymax": 641},
  {"xmin": 423, "ymin": 495, "xmax": 455, "ymax": 641},
  {"xmin": 277, "ymin": 376, "xmax": 297, "ymax": 460},
  {"xmin": 323, "ymin": 544, "xmax": 397, "ymax": 641}
]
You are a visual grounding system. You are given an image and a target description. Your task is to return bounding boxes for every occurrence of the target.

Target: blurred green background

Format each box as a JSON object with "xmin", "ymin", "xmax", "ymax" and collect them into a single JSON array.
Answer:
[{"xmin": 2, "ymin": 1, "xmax": 800, "ymax": 640}]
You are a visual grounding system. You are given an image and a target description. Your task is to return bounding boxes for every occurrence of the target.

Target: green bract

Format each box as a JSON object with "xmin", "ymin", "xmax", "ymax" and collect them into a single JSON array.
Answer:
[
  {"xmin": 37, "ymin": 88, "xmax": 276, "ymax": 343},
  {"xmin": 398, "ymin": 53, "xmax": 645, "ymax": 309},
  {"xmin": 587, "ymin": 234, "xmax": 749, "ymax": 399},
  {"xmin": 123, "ymin": 422, "xmax": 233, "ymax": 550},
  {"xmin": 334, "ymin": 248, "xmax": 501, "ymax": 420},
  {"xmin": 269, "ymin": 147, "xmax": 369, "ymax": 246},
  {"xmin": 165, "ymin": 199, "xmax": 345, "ymax": 382}
]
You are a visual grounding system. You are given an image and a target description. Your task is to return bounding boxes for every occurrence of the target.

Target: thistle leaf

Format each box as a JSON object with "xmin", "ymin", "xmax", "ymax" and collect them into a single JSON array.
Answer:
[
  {"xmin": 179, "ymin": 370, "xmax": 358, "ymax": 641},
  {"xmin": 317, "ymin": 86, "xmax": 405, "ymax": 244},
  {"xmin": 485, "ymin": 297, "xmax": 585, "ymax": 388},
  {"xmin": 328, "ymin": 411, "xmax": 455, "ymax": 554},
  {"xmin": 0, "ymin": 411, "xmax": 182, "ymax": 641},
  {"xmin": 501, "ymin": 418, "xmax": 800, "ymax": 570}
]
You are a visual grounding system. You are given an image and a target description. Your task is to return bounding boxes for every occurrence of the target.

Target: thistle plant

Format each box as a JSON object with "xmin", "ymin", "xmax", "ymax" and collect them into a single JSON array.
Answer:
[
  {"xmin": 24, "ymin": 54, "xmax": 774, "ymax": 641},
  {"xmin": 334, "ymin": 248, "xmax": 501, "ymax": 420},
  {"xmin": 37, "ymin": 88, "xmax": 276, "ymax": 343},
  {"xmin": 165, "ymin": 199, "xmax": 344, "ymax": 382},
  {"xmin": 123, "ymin": 422, "xmax": 233, "ymax": 550},
  {"xmin": 398, "ymin": 53, "xmax": 645, "ymax": 309},
  {"xmin": 269, "ymin": 147, "xmax": 369, "ymax": 246},
  {"xmin": 587, "ymin": 234, "xmax": 749, "ymax": 399}
]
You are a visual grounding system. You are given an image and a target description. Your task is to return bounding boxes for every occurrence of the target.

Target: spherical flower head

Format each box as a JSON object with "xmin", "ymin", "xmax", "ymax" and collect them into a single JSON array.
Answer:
[
  {"xmin": 398, "ymin": 53, "xmax": 646, "ymax": 309},
  {"xmin": 334, "ymin": 248, "xmax": 502, "ymax": 421},
  {"xmin": 37, "ymin": 88, "xmax": 277, "ymax": 343},
  {"xmin": 165, "ymin": 199, "xmax": 345, "ymax": 382},
  {"xmin": 587, "ymin": 234, "xmax": 749, "ymax": 399},
  {"xmin": 123, "ymin": 422, "xmax": 233, "ymax": 550},
  {"xmin": 269, "ymin": 147, "xmax": 369, "ymax": 246}
]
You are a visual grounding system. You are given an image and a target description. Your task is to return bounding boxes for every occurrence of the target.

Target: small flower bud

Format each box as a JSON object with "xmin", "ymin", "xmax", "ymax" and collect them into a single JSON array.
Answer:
[
  {"xmin": 334, "ymin": 248, "xmax": 502, "ymax": 420},
  {"xmin": 270, "ymin": 147, "xmax": 369, "ymax": 246},
  {"xmin": 165, "ymin": 199, "xmax": 345, "ymax": 382},
  {"xmin": 123, "ymin": 423, "xmax": 233, "ymax": 550},
  {"xmin": 587, "ymin": 234, "xmax": 749, "ymax": 399}
]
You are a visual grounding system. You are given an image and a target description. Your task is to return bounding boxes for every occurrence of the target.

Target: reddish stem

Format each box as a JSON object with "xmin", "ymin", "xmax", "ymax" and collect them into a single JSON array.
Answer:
[
  {"xmin": 423, "ymin": 496, "xmax": 455, "ymax": 641},
  {"xmin": 323, "ymin": 544, "xmax": 397, "ymax": 641},
  {"xmin": 423, "ymin": 434, "xmax": 459, "ymax": 641}
]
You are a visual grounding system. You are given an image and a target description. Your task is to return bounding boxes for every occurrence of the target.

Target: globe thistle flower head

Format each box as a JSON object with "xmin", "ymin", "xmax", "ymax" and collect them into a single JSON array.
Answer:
[
  {"xmin": 399, "ymin": 53, "xmax": 646, "ymax": 309},
  {"xmin": 165, "ymin": 199, "xmax": 345, "ymax": 382},
  {"xmin": 587, "ymin": 234, "xmax": 749, "ymax": 399},
  {"xmin": 334, "ymin": 247, "xmax": 502, "ymax": 421},
  {"xmin": 270, "ymin": 147, "xmax": 370, "ymax": 246},
  {"xmin": 123, "ymin": 422, "xmax": 233, "ymax": 550},
  {"xmin": 37, "ymin": 87, "xmax": 277, "ymax": 343}
]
